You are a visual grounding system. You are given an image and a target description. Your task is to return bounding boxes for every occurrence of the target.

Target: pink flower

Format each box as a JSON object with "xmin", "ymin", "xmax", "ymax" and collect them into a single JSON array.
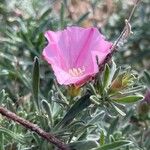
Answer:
[{"xmin": 43, "ymin": 26, "xmax": 112, "ymax": 86}]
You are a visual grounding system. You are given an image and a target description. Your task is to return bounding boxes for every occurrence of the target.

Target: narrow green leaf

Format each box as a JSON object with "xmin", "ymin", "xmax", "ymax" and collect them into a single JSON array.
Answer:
[
  {"xmin": 108, "ymin": 60, "xmax": 117, "ymax": 85},
  {"xmin": 97, "ymin": 77, "xmax": 104, "ymax": 95},
  {"xmin": 0, "ymin": 89, "xmax": 7, "ymax": 105},
  {"xmin": 103, "ymin": 64, "xmax": 110, "ymax": 89},
  {"xmin": 111, "ymin": 103, "xmax": 126, "ymax": 116},
  {"xmin": 0, "ymin": 133, "xmax": 4, "ymax": 150},
  {"xmin": 89, "ymin": 83, "xmax": 97, "ymax": 95},
  {"xmin": 112, "ymin": 95, "xmax": 143, "ymax": 104},
  {"xmin": 107, "ymin": 117, "xmax": 119, "ymax": 137},
  {"xmin": 88, "ymin": 111, "xmax": 105, "ymax": 125},
  {"xmin": 76, "ymin": 12, "xmax": 90, "ymax": 25},
  {"xmin": 68, "ymin": 140, "xmax": 99, "ymax": 150},
  {"xmin": 36, "ymin": 33, "xmax": 45, "ymax": 48},
  {"xmin": 90, "ymin": 95, "xmax": 100, "ymax": 105},
  {"xmin": 100, "ymin": 130, "xmax": 105, "ymax": 146},
  {"xmin": 144, "ymin": 70, "xmax": 150, "ymax": 81},
  {"xmin": 0, "ymin": 69, "xmax": 9, "ymax": 76},
  {"xmin": 32, "ymin": 19, "xmax": 49, "ymax": 37},
  {"xmin": 39, "ymin": 8, "xmax": 52, "ymax": 21},
  {"xmin": 112, "ymin": 67, "xmax": 121, "ymax": 81},
  {"xmin": 54, "ymin": 80, "xmax": 69, "ymax": 105},
  {"xmin": 32, "ymin": 57, "xmax": 40, "ymax": 110},
  {"xmin": 92, "ymin": 140, "xmax": 132, "ymax": 150},
  {"xmin": 60, "ymin": 3, "xmax": 65, "ymax": 29},
  {"xmin": 17, "ymin": 18, "xmax": 28, "ymax": 33},
  {"xmin": 0, "ymin": 127, "xmax": 26, "ymax": 144},
  {"xmin": 55, "ymin": 93, "xmax": 92, "ymax": 129},
  {"xmin": 120, "ymin": 86, "xmax": 143, "ymax": 94},
  {"xmin": 143, "ymin": 70, "xmax": 150, "ymax": 87},
  {"xmin": 31, "ymin": 132, "xmax": 41, "ymax": 145},
  {"xmin": 77, "ymin": 130, "xmax": 88, "ymax": 141},
  {"xmin": 6, "ymin": 98, "xmax": 16, "ymax": 113},
  {"xmin": 41, "ymin": 99, "xmax": 53, "ymax": 126}
]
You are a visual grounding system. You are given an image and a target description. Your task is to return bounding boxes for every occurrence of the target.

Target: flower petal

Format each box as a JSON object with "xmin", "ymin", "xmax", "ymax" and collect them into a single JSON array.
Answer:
[
  {"xmin": 43, "ymin": 26, "xmax": 112, "ymax": 86},
  {"xmin": 51, "ymin": 65, "xmax": 94, "ymax": 85}
]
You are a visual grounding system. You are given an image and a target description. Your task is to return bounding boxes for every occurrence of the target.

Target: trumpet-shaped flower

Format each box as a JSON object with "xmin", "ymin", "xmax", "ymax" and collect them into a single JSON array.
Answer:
[{"xmin": 43, "ymin": 26, "xmax": 112, "ymax": 86}]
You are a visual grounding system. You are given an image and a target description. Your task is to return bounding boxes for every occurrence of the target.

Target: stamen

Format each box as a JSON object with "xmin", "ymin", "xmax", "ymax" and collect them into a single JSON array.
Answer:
[{"xmin": 69, "ymin": 66, "xmax": 85, "ymax": 77}]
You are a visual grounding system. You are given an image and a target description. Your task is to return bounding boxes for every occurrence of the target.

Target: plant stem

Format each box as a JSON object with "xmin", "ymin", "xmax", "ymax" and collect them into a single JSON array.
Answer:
[
  {"xmin": 98, "ymin": 0, "xmax": 141, "ymax": 72},
  {"xmin": 0, "ymin": 106, "xmax": 70, "ymax": 150},
  {"xmin": 111, "ymin": 0, "xmax": 141, "ymax": 50}
]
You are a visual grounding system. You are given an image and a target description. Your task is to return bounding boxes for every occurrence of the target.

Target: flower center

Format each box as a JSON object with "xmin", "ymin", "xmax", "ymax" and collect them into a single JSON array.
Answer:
[{"xmin": 69, "ymin": 66, "xmax": 85, "ymax": 77}]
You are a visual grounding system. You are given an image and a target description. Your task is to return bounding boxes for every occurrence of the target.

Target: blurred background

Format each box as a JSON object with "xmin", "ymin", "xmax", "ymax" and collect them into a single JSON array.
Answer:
[{"xmin": 0, "ymin": 0, "xmax": 150, "ymax": 150}]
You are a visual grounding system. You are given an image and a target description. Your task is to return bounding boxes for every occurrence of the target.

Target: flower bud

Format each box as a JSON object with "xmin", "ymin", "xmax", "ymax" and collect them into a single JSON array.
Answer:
[
  {"xmin": 110, "ymin": 73, "xmax": 135, "ymax": 92},
  {"xmin": 143, "ymin": 90, "xmax": 150, "ymax": 104},
  {"xmin": 138, "ymin": 101, "xmax": 149, "ymax": 115},
  {"xmin": 138, "ymin": 90, "xmax": 150, "ymax": 117},
  {"xmin": 68, "ymin": 86, "xmax": 81, "ymax": 97}
]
